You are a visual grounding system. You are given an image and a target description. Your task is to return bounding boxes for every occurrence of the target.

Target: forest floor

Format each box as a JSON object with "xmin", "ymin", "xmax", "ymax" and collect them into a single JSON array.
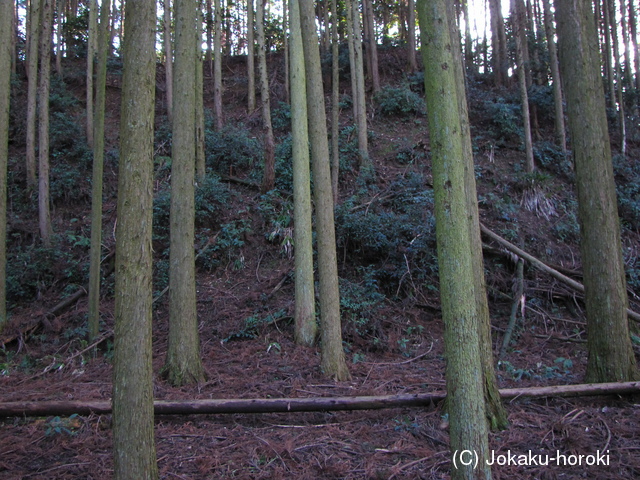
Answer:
[{"xmin": 1, "ymin": 51, "xmax": 640, "ymax": 479}]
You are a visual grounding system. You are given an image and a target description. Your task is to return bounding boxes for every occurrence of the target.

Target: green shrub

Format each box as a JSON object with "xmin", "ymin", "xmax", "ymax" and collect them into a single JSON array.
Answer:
[
  {"xmin": 374, "ymin": 85, "xmax": 426, "ymax": 117},
  {"xmin": 336, "ymin": 172, "xmax": 437, "ymax": 297},
  {"xmin": 340, "ymin": 267, "xmax": 386, "ymax": 348},
  {"xmin": 485, "ymin": 97, "xmax": 522, "ymax": 142},
  {"xmin": 7, "ymin": 236, "xmax": 88, "ymax": 307},
  {"xmin": 206, "ymin": 125, "xmax": 263, "ymax": 172}
]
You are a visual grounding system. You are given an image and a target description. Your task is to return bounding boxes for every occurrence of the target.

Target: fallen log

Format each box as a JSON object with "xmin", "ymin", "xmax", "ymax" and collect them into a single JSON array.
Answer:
[
  {"xmin": 1, "ymin": 381, "xmax": 638, "ymax": 418},
  {"xmin": 480, "ymin": 223, "xmax": 640, "ymax": 323}
]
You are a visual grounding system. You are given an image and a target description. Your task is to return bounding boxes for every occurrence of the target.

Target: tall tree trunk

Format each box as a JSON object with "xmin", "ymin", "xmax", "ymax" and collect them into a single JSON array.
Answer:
[
  {"xmin": 347, "ymin": 0, "xmax": 369, "ymax": 169},
  {"xmin": 213, "ymin": 0, "xmax": 223, "ymax": 130},
  {"xmin": 607, "ymin": 0, "xmax": 626, "ymax": 154},
  {"xmin": 601, "ymin": 0, "xmax": 616, "ymax": 111},
  {"xmin": 449, "ymin": 1, "xmax": 508, "ymax": 432},
  {"xmin": 196, "ymin": 3, "xmax": 206, "ymax": 181},
  {"xmin": 256, "ymin": 0, "xmax": 275, "ymax": 192},
  {"xmin": 489, "ymin": 0, "xmax": 508, "ymax": 87},
  {"xmin": 299, "ymin": 0, "xmax": 351, "ymax": 381},
  {"xmin": 38, "ymin": 0, "xmax": 54, "ymax": 247},
  {"xmin": 163, "ymin": 0, "xmax": 174, "ymax": 124},
  {"xmin": 26, "ymin": 0, "xmax": 41, "ymax": 190},
  {"xmin": 283, "ymin": 1, "xmax": 289, "ymax": 102},
  {"xmin": 86, "ymin": 0, "xmax": 97, "ymax": 147},
  {"xmin": 164, "ymin": 0, "xmax": 207, "ymax": 387},
  {"xmin": 346, "ymin": 0, "xmax": 358, "ymax": 120},
  {"xmin": 555, "ymin": 0, "xmax": 639, "ymax": 383},
  {"xmin": 88, "ymin": 0, "xmax": 112, "ymax": 342},
  {"xmin": 461, "ymin": 0, "xmax": 475, "ymax": 75},
  {"xmin": 407, "ymin": 0, "xmax": 417, "ymax": 72},
  {"xmin": 417, "ymin": 1, "xmax": 493, "ymax": 477},
  {"xmin": 205, "ymin": 0, "xmax": 213, "ymax": 66},
  {"xmin": 0, "ymin": 0, "xmax": 12, "ymax": 332},
  {"xmin": 112, "ymin": 0, "xmax": 159, "ymax": 475},
  {"xmin": 511, "ymin": 0, "xmax": 535, "ymax": 172},
  {"xmin": 629, "ymin": 0, "xmax": 640, "ymax": 111},
  {"xmin": 331, "ymin": 0, "xmax": 340, "ymax": 203},
  {"xmin": 541, "ymin": 0, "xmax": 566, "ymax": 154},
  {"xmin": 362, "ymin": 0, "xmax": 380, "ymax": 93},
  {"xmin": 247, "ymin": 0, "xmax": 256, "ymax": 112},
  {"xmin": 290, "ymin": 0, "xmax": 317, "ymax": 347},
  {"xmin": 55, "ymin": 0, "xmax": 64, "ymax": 77}
]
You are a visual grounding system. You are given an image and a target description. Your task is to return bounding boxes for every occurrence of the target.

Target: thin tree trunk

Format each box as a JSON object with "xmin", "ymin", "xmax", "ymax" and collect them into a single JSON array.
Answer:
[
  {"xmin": 629, "ymin": 0, "xmax": 640, "ymax": 110},
  {"xmin": 541, "ymin": 0, "xmax": 566, "ymax": 154},
  {"xmin": 489, "ymin": 0, "xmax": 508, "ymax": 87},
  {"xmin": 247, "ymin": 0, "xmax": 255, "ymax": 112},
  {"xmin": 213, "ymin": 0, "xmax": 223, "ymax": 130},
  {"xmin": 26, "ymin": 0, "xmax": 41, "ymax": 190},
  {"xmin": 418, "ymin": 1, "xmax": 493, "ymax": 476},
  {"xmin": 3, "ymin": 381, "xmax": 640, "ymax": 418},
  {"xmin": 88, "ymin": 0, "xmax": 112, "ymax": 342},
  {"xmin": 0, "ymin": 0, "xmax": 12, "ymax": 332},
  {"xmin": 290, "ymin": 0, "xmax": 317, "ymax": 347},
  {"xmin": 331, "ymin": 0, "xmax": 340, "ymax": 203},
  {"xmin": 256, "ymin": 0, "xmax": 275, "ymax": 193},
  {"xmin": 86, "ymin": 0, "xmax": 97, "ymax": 147},
  {"xmin": 362, "ymin": 0, "xmax": 380, "ymax": 93},
  {"xmin": 283, "ymin": 1, "xmax": 289, "ymax": 102},
  {"xmin": 163, "ymin": 0, "xmax": 173, "ymax": 124},
  {"xmin": 407, "ymin": 0, "xmax": 417, "ymax": 72},
  {"xmin": 55, "ymin": 0, "xmax": 64, "ymax": 77},
  {"xmin": 348, "ymin": 0, "xmax": 369, "ymax": 169},
  {"xmin": 299, "ymin": 0, "xmax": 351, "ymax": 381},
  {"xmin": 113, "ymin": 0, "xmax": 159, "ymax": 475},
  {"xmin": 601, "ymin": 0, "xmax": 616, "ymax": 111},
  {"xmin": 196, "ymin": 3, "xmax": 206, "ymax": 181},
  {"xmin": 38, "ymin": 0, "xmax": 54, "ymax": 247},
  {"xmin": 555, "ymin": 0, "xmax": 639, "ymax": 383},
  {"xmin": 607, "ymin": 0, "xmax": 626, "ymax": 154},
  {"xmin": 164, "ymin": 0, "xmax": 207, "ymax": 387},
  {"xmin": 512, "ymin": 0, "xmax": 535, "ymax": 172}
]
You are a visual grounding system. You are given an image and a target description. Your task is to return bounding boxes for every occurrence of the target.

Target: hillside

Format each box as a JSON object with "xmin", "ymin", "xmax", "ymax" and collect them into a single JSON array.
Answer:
[{"xmin": 1, "ymin": 48, "xmax": 639, "ymax": 479}]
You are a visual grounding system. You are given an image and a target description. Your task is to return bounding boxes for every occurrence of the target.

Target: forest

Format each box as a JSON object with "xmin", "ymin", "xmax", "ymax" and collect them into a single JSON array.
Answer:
[{"xmin": 0, "ymin": 0, "xmax": 639, "ymax": 478}]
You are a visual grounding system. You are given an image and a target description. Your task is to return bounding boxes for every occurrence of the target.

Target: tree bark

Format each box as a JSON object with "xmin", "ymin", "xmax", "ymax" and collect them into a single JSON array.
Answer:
[
  {"xmin": 213, "ymin": 0, "xmax": 224, "ymax": 130},
  {"xmin": 407, "ymin": 0, "xmax": 417, "ymax": 72},
  {"xmin": 246, "ymin": 0, "xmax": 256, "ymax": 112},
  {"xmin": 38, "ymin": 0, "xmax": 54, "ymax": 247},
  {"xmin": 347, "ymin": 0, "xmax": 369, "ymax": 169},
  {"xmin": 113, "ymin": 0, "xmax": 159, "ymax": 475},
  {"xmin": 299, "ymin": 0, "xmax": 351, "ymax": 381},
  {"xmin": 86, "ymin": 0, "xmax": 97, "ymax": 147},
  {"xmin": 256, "ymin": 0, "xmax": 275, "ymax": 193},
  {"xmin": 0, "ymin": 0, "xmax": 12, "ymax": 332},
  {"xmin": 2, "ymin": 381, "xmax": 640, "ymax": 417},
  {"xmin": 418, "ymin": 0, "xmax": 493, "ymax": 477},
  {"xmin": 88, "ymin": 0, "xmax": 112, "ymax": 342},
  {"xmin": 330, "ymin": 0, "xmax": 340, "ymax": 203},
  {"xmin": 541, "ymin": 0, "xmax": 566, "ymax": 154},
  {"xmin": 164, "ymin": 0, "xmax": 207, "ymax": 387},
  {"xmin": 362, "ymin": 0, "xmax": 380, "ymax": 93},
  {"xmin": 26, "ymin": 0, "xmax": 41, "ymax": 190},
  {"xmin": 489, "ymin": 0, "xmax": 508, "ymax": 87},
  {"xmin": 289, "ymin": 0, "xmax": 317, "ymax": 347},
  {"xmin": 196, "ymin": 4, "xmax": 206, "ymax": 181},
  {"xmin": 512, "ymin": 0, "xmax": 535, "ymax": 172},
  {"xmin": 448, "ymin": 3, "xmax": 508, "ymax": 431},
  {"xmin": 163, "ymin": 0, "xmax": 174, "ymax": 124},
  {"xmin": 554, "ymin": 0, "xmax": 639, "ymax": 383}
]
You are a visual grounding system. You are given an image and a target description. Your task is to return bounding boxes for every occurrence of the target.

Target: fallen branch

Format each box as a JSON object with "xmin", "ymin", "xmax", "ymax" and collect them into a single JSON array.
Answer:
[
  {"xmin": 1, "ymin": 381, "xmax": 638, "ymax": 417},
  {"xmin": 480, "ymin": 223, "xmax": 640, "ymax": 323}
]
